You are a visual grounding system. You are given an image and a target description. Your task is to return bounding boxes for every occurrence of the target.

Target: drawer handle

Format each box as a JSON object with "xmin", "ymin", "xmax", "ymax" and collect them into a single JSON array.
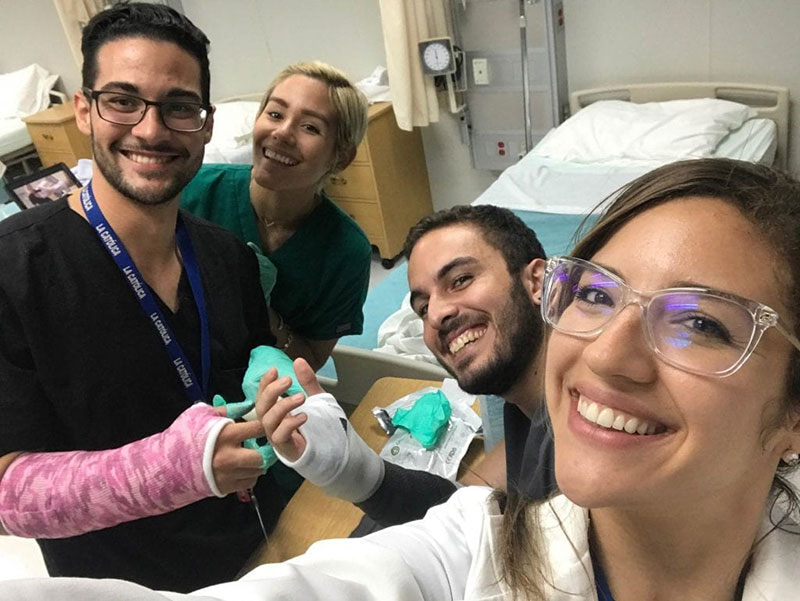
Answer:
[
  {"xmin": 330, "ymin": 176, "xmax": 347, "ymax": 185},
  {"xmin": 42, "ymin": 134, "xmax": 54, "ymax": 141}
]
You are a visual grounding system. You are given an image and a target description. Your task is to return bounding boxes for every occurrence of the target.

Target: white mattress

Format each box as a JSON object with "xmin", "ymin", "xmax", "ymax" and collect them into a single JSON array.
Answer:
[
  {"xmin": 202, "ymin": 100, "xmax": 260, "ymax": 165},
  {"xmin": 474, "ymin": 117, "xmax": 777, "ymax": 215},
  {"xmin": 0, "ymin": 117, "xmax": 33, "ymax": 157}
]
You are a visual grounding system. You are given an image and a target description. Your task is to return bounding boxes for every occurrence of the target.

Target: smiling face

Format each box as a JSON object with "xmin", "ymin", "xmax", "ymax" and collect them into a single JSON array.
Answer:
[
  {"xmin": 74, "ymin": 37, "xmax": 212, "ymax": 206},
  {"xmin": 408, "ymin": 224, "xmax": 544, "ymax": 399},
  {"xmin": 546, "ymin": 196, "xmax": 800, "ymax": 512},
  {"xmin": 251, "ymin": 75, "xmax": 338, "ymax": 195}
]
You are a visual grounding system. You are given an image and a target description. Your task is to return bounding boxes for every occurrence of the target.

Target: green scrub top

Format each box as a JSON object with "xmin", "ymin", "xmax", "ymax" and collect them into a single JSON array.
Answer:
[{"xmin": 181, "ymin": 164, "xmax": 371, "ymax": 340}]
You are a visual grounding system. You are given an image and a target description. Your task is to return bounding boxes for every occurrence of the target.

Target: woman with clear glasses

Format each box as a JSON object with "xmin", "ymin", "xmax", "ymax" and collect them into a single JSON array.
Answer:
[
  {"xmin": 499, "ymin": 157, "xmax": 800, "ymax": 601},
  {"xmin": 4, "ymin": 158, "xmax": 800, "ymax": 600}
]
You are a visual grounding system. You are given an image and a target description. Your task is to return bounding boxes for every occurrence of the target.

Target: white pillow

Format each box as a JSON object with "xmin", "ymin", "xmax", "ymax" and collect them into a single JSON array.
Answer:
[
  {"xmin": 208, "ymin": 101, "xmax": 261, "ymax": 151},
  {"xmin": 532, "ymin": 98, "xmax": 757, "ymax": 162},
  {"xmin": 0, "ymin": 64, "xmax": 57, "ymax": 119},
  {"xmin": 712, "ymin": 117, "xmax": 776, "ymax": 165}
]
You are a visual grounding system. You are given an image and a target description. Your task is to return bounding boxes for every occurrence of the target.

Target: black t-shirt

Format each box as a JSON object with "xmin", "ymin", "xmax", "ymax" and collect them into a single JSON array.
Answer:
[
  {"xmin": 0, "ymin": 200, "xmax": 284, "ymax": 592},
  {"xmin": 503, "ymin": 402, "xmax": 555, "ymax": 499}
]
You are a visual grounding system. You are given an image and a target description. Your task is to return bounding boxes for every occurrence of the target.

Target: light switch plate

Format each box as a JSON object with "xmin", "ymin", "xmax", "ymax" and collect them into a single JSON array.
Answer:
[{"xmin": 472, "ymin": 58, "xmax": 489, "ymax": 85}]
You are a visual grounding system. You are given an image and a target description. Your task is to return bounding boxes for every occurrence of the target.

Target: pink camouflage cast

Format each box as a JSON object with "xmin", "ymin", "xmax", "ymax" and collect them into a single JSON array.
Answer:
[{"xmin": 0, "ymin": 403, "xmax": 230, "ymax": 538}]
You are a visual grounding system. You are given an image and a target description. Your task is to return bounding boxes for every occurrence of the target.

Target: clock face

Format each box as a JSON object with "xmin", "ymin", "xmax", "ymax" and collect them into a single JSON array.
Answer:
[{"xmin": 423, "ymin": 42, "xmax": 452, "ymax": 72}]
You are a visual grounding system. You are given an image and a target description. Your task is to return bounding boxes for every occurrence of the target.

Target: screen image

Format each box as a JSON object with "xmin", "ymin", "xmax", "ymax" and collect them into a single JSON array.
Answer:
[{"xmin": 6, "ymin": 163, "xmax": 81, "ymax": 210}]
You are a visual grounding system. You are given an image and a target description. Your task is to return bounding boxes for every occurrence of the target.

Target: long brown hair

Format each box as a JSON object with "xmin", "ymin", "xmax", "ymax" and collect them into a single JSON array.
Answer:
[{"xmin": 499, "ymin": 158, "xmax": 800, "ymax": 598}]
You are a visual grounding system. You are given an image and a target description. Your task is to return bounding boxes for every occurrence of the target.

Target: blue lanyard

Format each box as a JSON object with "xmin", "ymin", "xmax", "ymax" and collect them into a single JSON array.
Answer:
[
  {"xmin": 592, "ymin": 552, "xmax": 614, "ymax": 601},
  {"xmin": 81, "ymin": 182, "xmax": 210, "ymax": 403}
]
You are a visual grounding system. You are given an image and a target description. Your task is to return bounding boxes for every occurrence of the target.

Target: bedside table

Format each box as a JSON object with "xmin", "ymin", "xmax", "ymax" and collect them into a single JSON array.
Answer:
[
  {"xmin": 22, "ymin": 101, "xmax": 92, "ymax": 168},
  {"xmin": 325, "ymin": 103, "xmax": 433, "ymax": 268}
]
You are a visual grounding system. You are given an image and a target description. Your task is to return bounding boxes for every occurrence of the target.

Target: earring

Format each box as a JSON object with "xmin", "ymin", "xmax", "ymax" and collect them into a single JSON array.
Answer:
[{"xmin": 781, "ymin": 451, "xmax": 800, "ymax": 466}]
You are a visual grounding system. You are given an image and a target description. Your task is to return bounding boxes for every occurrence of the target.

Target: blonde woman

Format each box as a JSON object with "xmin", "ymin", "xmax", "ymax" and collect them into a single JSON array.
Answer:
[{"xmin": 182, "ymin": 62, "xmax": 371, "ymax": 371}]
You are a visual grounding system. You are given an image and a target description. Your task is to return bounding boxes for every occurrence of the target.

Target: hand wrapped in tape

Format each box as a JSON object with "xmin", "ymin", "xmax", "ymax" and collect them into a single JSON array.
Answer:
[{"xmin": 256, "ymin": 358, "xmax": 385, "ymax": 503}]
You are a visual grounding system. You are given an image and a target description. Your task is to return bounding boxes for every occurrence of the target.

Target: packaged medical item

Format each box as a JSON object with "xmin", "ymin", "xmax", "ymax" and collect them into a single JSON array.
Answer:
[
  {"xmin": 392, "ymin": 389, "xmax": 451, "ymax": 449},
  {"xmin": 374, "ymin": 379, "xmax": 481, "ymax": 481}
]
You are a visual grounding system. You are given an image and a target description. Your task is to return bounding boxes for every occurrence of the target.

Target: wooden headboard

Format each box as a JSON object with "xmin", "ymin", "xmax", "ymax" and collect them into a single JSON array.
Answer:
[{"xmin": 569, "ymin": 83, "xmax": 790, "ymax": 170}]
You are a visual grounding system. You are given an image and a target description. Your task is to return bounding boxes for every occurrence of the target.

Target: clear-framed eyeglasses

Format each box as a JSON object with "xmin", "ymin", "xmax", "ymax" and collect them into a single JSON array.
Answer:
[
  {"xmin": 541, "ymin": 256, "xmax": 800, "ymax": 377},
  {"xmin": 82, "ymin": 88, "xmax": 210, "ymax": 132}
]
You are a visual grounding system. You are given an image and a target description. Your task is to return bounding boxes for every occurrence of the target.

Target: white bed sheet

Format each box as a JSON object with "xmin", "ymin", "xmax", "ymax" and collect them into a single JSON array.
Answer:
[
  {"xmin": 0, "ymin": 64, "xmax": 58, "ymax": 160},
  {"xmin": 474, "ymin": 117, "xmax": 777, "ymax": 215},
  {"xmin": 202, "ymin": 100, "xmax": 260, "ymax": 165},
  {"xmin": 0, "ymin": 118, "xmax": 33, "ymax": 157}
]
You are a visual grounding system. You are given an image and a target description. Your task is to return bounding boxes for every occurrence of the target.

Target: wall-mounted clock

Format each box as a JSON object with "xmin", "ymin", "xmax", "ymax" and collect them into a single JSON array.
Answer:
[{"xmin": 418, "ymin": 37, "xmax": 456, "ymax": 76}]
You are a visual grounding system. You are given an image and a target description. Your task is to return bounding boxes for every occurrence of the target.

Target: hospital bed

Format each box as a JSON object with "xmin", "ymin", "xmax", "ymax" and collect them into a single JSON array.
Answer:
[
  {"xmin": 0, "ymin": 120, "xmax": 39, "ymax": 174},
  {"xmin": 0, "ymin": 64, "xmax": 62, "ymax": 175},
  {"xmin": 203, "ymin": 95, "xmax": 262, "ymax": 165},
  {"xmin": 476, "ymin": 82, "xmax": 788, "ymax": 215}
]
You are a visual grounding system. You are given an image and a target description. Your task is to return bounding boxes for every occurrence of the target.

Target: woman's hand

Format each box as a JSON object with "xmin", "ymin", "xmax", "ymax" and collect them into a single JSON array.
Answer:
[
  {"xmin": 255, "ymin": 358, "xmax": 385, "ymax": 502},
  {"xmin": 256, "ymin": 359, "xmax": 322, "ymax": 462},
  {"xmin": 210, "ymin": 409, "xmax": 269, "ymax": 495}
]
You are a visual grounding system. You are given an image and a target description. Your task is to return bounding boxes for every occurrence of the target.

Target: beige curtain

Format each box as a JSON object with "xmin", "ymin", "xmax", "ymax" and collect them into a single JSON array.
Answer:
[
  {"xmin": 53, "ymin": 0, "xmax": 109, "ymax": 67},
  {"xmin": 378, "ymin": 0, "xmax": 451, "ymax": 131}
]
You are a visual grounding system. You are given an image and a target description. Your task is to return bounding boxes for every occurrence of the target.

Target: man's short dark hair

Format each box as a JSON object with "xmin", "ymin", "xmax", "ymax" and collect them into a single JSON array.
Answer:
[
  {"xmin": 81, "ymin": 2, "xmax": 211, "ymax": 105},
  {"xmin": 404, "ymin": 205, "xmax": 546, "ymax": 273}
]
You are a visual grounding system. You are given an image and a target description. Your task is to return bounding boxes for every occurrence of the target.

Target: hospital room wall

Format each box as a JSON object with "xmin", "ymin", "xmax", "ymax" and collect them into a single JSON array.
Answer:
[
  {"xmin": 180, "ymin": 1, "xmax": 384, "ymax": 102},
  {"xmin": 179, "ymin": 0, "xmax": 497, "ymax": 213},
  {"xmin": 0, "ymin": 1, "xmax": 387, "ymax": 105},
  {"xmin": 5, "ymin": 1, "xmax": 800, "ymax": 206},
  {"xmin": 0, "ymin": 1, "xmax": 79, "ymax": 93},
  {"xmin": 563, "ymin": 0, "xmax": 800, "ymax": 176}
]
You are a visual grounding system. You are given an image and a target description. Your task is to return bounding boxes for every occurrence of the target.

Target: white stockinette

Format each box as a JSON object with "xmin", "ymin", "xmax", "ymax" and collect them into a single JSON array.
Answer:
[{"xmin": 274, "ymin": 393, "xmax": 385, "ymax": 503}]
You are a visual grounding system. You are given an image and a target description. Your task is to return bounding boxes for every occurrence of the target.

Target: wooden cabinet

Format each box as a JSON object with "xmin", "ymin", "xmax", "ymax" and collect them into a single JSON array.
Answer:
[
  {"xmin": 325, "ymin": 103, "xmax": 433, "ymax": 266},
  {"xmin": 22, "ymin": 101, "xmax": 92, "ymax": 168}
]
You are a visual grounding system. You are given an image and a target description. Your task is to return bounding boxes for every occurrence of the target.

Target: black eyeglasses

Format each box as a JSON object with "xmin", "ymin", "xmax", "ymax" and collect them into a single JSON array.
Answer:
[{"xmin": 83, "ymin": 89, "xmax": 210, "ymax": 132}]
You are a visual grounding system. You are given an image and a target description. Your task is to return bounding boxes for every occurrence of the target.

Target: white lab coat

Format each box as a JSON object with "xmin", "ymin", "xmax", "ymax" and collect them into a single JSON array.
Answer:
[{"xmin": 2, "ymin": 487, "xmax": 798, "ymax": 600}]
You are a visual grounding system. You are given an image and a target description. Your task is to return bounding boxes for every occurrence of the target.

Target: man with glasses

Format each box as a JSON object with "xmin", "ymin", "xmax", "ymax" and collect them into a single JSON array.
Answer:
[{"xmin": 0, "ymin": 3, "xmax": 283, "ymax": 592}]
